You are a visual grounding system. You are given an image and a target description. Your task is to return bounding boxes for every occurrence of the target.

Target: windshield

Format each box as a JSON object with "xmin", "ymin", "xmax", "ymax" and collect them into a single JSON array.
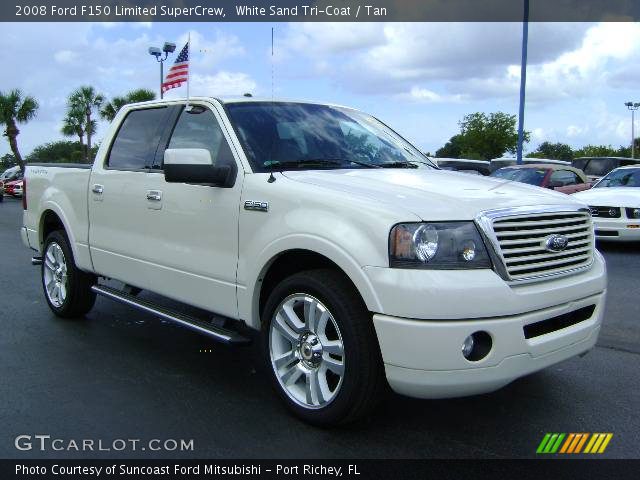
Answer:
[
  {"xmin": 490, "ymin": 167, "xmax": 547, "ymax": 186},
  {"xmin": 594, "ymin": 168, "xmax": 640, "ymax": 188},
  {"xmin": 225, "ymin": 102, "xmax": 436, "ymax": 172},
  {"xmin": 581, "ymin": 158, "xmax": 619, "ymax": 176}
]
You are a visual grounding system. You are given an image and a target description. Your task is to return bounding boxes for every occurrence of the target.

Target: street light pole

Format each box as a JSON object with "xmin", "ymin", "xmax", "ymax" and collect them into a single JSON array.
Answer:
[
  {"xmin": 625, "ymin": 102, "xmax": 640, "ymax": 158},
  {"xmin": 148, "ymin": 42, "xmax": 176, "ymax": 99},
  {"xmin": 516, "ymin": 0, "xmax": 529, "ymax": 165}
]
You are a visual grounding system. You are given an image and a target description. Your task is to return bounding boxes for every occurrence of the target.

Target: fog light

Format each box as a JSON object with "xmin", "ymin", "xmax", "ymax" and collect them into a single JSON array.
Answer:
[
  {"xmin": 462, "ymin": 335, "xmax": 475, "ymax": 358},
  {"xmin": 461, "ymin": 331, "xmax": 493, "ymax": 361},
  {"xmin": 632, "ymin": 208, "xmax": 640, "ymax": 219}
]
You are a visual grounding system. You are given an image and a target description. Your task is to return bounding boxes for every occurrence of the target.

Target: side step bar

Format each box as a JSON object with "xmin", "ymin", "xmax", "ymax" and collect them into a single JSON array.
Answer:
[
  {"xmin": 91, "ymin": 285, "xmax": 250, "ymax": 345},
  {"xmin": 31, "ymin": 256, "xmax": 43, "ymax": 265}
]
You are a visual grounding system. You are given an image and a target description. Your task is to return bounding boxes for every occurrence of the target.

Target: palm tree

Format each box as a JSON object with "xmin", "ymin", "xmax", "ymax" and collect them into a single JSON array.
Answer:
[
  {"xmin": 0, "ymin": 89, "xmax": 38, "ymax": 172},
  {"xmin": 68, "ymin": 86, "xmax": 105, "ymax": 162},
  {"xmin": 100, "ymin": 88, "xmax": 156, "ymax": 122},
  {"xmin": 61, "ymin": 107, "xmax": 85, "ymax": 152}
]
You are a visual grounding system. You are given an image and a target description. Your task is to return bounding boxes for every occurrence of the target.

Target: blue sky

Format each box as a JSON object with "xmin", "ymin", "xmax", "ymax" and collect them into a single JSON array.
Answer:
[{"xmin": 1, "ymin": 21, "xmax": 639, "ymax": 157}]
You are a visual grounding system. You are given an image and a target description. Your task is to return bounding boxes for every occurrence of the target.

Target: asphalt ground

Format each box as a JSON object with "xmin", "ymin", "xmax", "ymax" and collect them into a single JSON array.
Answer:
[{"xmin": 0, "ymin": 197, "xmax": 638, "ymax": 459}]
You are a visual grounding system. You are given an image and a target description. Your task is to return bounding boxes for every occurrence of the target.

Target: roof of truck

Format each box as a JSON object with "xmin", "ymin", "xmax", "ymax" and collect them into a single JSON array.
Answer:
[{"xmin": 129, "ymin": 96, "xmax": 353, "ymax": 110}]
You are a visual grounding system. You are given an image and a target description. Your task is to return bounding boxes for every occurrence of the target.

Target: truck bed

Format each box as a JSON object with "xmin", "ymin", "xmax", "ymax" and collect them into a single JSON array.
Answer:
[{"xmin": 23, "ymin": 164, "xmax": 93, "ymax": 272}]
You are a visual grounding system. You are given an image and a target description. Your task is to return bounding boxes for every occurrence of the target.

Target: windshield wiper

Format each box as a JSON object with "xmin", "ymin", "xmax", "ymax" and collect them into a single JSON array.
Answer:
[
  {"xmin": 264, "ymin": 159, "xmax": 343, "ymax": 169},
  {"xmin": 265, "ymin": 158, "xmax": 380, "ymax": 169},
  {"xmin": 380, "ymin": 161, "xmax": 419, "ymax": 169}
]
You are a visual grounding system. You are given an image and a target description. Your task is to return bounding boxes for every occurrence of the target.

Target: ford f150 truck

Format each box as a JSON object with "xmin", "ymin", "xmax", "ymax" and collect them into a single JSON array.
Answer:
[{"xmin": 21, "ymin": 97, "xmax": 607, "ymax": 425}]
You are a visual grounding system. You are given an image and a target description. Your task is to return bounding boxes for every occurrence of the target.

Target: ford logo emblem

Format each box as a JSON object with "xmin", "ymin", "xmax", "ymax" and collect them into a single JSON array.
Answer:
[{"xmin": 544, "ymin": 234, "xmax": 569, "ymax": 252}]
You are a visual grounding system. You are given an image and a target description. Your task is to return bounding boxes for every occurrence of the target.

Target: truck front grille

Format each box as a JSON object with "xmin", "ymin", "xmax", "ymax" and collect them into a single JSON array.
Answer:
[{"xmin": 492, "ymin": 211, "xmax": 594, "ymax": 281}]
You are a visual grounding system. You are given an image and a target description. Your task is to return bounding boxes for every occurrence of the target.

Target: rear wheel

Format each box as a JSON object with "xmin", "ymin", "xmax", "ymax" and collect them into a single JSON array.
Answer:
[
  {"xmin": 42, "ymin": 230, "xmax": 96, "ymax": 318},
  {"xmin": 262, "ymin": 269, "xmax": 386, "ymax": 425}
]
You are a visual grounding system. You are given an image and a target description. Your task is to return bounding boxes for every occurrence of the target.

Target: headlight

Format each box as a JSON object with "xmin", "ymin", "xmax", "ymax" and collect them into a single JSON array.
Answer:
[
  {"xmin": 389, "ymin": 222, "xmax": 492, "ymax": 269},
  {"xmin": 627, "ymin": 207, "xmax": 640, "ymax": 219}
]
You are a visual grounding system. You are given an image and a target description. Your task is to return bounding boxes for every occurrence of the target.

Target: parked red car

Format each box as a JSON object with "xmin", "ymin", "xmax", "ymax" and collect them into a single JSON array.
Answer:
[
  {"xmin": 4, "ymin": 179, "xmax": 23, "ymax": 197},
  {"xmin": 490, "ymin": 164, "xmax": 592, "ymax": 194}
]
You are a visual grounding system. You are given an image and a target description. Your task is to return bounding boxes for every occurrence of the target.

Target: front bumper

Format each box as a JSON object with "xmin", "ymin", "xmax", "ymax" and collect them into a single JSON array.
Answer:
[
  {"xmin": 366, "ymin": 253, "xmax": 607, "ymax": 399},
  {"xmin": 593, "ymin": 217, "xmax": 640, "ymax": 241},
  {"xmin": 374, "ymin": 292, "xmax": 603, "ymax": 398}
]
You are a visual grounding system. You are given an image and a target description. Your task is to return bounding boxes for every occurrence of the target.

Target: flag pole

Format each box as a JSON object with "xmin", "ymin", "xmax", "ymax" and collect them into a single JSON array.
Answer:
[{"xmin": 186, "ymin": 31, "xmax": 191, "ymax": 109}]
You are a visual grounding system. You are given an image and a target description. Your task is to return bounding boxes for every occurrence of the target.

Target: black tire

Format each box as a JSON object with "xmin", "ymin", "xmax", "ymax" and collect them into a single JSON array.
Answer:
[
  {"xmin": 262, "ymin": 269, "xmax": 386, "ymax": 426},
  {"xmin": 0, "ymin": 193, "xmax": 4, "ymax": 202},
  {"xmin": 42, "ymin": 230, "xmax": 96, "ymax": 318}
]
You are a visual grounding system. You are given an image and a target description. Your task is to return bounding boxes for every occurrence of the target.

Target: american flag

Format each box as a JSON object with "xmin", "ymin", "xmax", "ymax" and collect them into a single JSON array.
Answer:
[{"xmin": 162, "ymin": 41, "xmax": 189, "ymax": 93}]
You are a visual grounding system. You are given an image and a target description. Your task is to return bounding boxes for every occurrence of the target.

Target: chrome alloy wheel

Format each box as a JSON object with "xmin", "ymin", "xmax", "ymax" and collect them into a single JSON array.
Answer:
[
  {"xmin": 43, "ymin": 242, "xmax": 68, "ymax": 308},
  {"xmin": 269, "ymin": 294, "xmax": 345, "ymax": 409}
]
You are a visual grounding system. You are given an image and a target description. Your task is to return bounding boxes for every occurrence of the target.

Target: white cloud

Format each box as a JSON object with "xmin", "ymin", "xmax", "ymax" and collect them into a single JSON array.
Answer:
[
  {"xmin": 397, "ymin": 86, "xmax": 465, "ymax": 104},
  {"xmin": 567, "ymin": 125, "xmax": 588, "ymax": 137},
  {"xmin": 184, "ymin": 72, "xmax": 257, "ymax": 97},
  {"xmin": 53, "ymin": 50, "xmax": 78, "ymax": 64}
]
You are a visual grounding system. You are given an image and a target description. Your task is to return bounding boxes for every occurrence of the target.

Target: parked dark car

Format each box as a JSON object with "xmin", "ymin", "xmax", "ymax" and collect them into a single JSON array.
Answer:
[
  {"xmin": 571, "ymin": 157, "xmax": 640, "ymax": 182},
  {"xmin": 489, "ymin": 157, "xmax": 570, "ymax": 172},
  {"xmin": 490, "ymin": 164, "xmax": 592, "ymax": 194},
  {"xmin": 435, "ymin": 158, "xmax": 491, "ymax": 175}
]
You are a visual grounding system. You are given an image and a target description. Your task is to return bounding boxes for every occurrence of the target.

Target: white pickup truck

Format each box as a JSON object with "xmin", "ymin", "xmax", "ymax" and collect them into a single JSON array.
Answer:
[{"xmin": 22, "ymin": 97, "xmax": 607, "ymax": 425}]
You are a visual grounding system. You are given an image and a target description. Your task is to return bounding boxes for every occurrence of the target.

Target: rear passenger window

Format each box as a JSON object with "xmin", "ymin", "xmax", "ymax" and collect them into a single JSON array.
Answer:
[
  {"xmin": 167, "ymin": 107, "xmax": 235, "ymax": 167},
  {"xmin": 107, "ymin": 107, "xmax": 168, "ymax": 170},
  {"xmin": 550, "ymin": 170, "xmax": 581, "ymax": 186}
]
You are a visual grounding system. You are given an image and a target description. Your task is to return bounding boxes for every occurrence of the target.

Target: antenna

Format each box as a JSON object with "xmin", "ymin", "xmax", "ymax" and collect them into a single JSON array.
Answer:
[
  {"xmin": 268, "ymin": 26, "xmax": 276, "ymax": 183},
  {"xmin": 271, "ymin": 26, "xmax": 275, "ymax": 101}
]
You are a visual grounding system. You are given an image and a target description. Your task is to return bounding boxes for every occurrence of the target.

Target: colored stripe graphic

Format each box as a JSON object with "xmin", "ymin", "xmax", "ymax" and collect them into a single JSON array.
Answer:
[
  {"xmin": 536, "ymin": 433, "xmax": 565, "ymax": 453},
  {"xmin": 538, "ymin": 433, "xmax": 613, "ymax": 454},
  {"xmin": 559, "ymin": 433, "xmax": 575, "ymax": 453},
  {"xmin": 536, "ymin": 433, "xmax": 551, "ymax": 453},
  {"xmin": 598, "ymin": 433, "xmax": 613, "ymax": 453},
  {"xmin": 574, "ymin": 433, "xmax": 589, "ymax": 453}
]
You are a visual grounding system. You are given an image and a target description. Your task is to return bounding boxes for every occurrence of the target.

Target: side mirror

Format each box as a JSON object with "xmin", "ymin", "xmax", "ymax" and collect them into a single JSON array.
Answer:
[{"xmin": 163, "ymin": 148, "xmax": 235, "ymax": 187}]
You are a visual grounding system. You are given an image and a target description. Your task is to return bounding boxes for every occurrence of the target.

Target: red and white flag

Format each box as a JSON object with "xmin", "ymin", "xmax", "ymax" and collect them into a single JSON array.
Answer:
[{"xmin": 162, "ymin": 41, "xmax": 189, "ymax": 93}]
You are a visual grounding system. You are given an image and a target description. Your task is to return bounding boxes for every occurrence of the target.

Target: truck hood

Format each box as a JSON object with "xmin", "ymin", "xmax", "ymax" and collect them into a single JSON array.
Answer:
[
  {"xmin": 282, "ymin": 169, "xmax": 583, "ymax": 220},
  {"xmin": 572, "ymin": 187, "xmax": 640, "ymax": 208}
]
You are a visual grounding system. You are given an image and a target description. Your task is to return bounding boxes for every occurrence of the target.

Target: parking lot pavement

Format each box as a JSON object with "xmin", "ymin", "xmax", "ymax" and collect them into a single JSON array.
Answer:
[{"xmin": 1, "ymin": 197, "xmax": 639, "ymax": 459}]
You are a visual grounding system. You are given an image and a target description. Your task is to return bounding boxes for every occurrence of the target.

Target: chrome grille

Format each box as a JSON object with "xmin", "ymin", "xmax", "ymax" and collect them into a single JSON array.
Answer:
[{"xmin": 491, "ymin": 211, "xmax": 594, "ymax": 281}]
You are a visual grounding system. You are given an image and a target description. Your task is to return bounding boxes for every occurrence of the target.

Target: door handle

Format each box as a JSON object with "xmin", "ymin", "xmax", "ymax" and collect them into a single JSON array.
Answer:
[
  {"xmin": 146, "ymin": 190, "xmax": 162, "ymax": 202},
  {"xmin": 92, "ymin": 184, "xmax": 104, "ymax": 195}
]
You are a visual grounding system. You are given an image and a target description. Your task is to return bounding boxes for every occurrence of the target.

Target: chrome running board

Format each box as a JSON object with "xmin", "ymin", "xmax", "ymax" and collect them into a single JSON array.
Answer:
[{"xmin": 91, "ymin": 285, "xmax": 250, "ymax": 345}]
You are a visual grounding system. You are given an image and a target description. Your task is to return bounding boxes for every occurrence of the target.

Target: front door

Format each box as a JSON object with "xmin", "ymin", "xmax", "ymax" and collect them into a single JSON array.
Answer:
[{"xmin": 136, "ymin": 101, "xmax": 244, "ymax": 318}]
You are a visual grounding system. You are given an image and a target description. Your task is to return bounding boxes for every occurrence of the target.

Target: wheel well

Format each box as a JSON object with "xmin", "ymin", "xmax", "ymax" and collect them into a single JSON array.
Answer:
[
  {"xmin": 258, "ymin": 249, "xmax": 359, "ymax": 320},
  {"xmin": 40, "ymin": 210, "xmax": 65, "ymax": 247}
]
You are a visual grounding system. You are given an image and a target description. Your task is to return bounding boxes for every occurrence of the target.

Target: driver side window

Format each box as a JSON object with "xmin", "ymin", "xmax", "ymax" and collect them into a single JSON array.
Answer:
[{"xmin": 166, "ymin": 106, "xmax": 235, "ymax": 168}]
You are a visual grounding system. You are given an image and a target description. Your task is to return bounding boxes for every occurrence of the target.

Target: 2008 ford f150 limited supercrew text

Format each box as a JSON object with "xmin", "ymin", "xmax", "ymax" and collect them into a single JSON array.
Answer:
[{"xmin": 21, "ymin": 98, "xmax": 607, "ymax": 425}]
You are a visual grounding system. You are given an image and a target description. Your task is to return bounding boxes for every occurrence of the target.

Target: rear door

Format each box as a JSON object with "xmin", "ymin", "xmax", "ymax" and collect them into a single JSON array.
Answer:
[
  {"xmin": 133, "ymin": 101, "xmax": 244, "ymax": 318},
  {"xmin": 88, "ymin": 105, "xmax": 174, "ymax": 288}
]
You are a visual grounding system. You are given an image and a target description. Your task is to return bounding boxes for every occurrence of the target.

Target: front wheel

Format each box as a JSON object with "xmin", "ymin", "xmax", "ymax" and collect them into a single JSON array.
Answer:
[
  {"xmin": 42, "ymin": 230, "xmax": 96, "ymax": 318},
  {"xmin": 262, "ymin": 269, "xmax": 386, "ymax": 425}
]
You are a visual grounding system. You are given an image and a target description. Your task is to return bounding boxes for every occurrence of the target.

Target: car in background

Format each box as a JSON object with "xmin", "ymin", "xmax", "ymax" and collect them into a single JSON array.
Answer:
[
  {"xmin": 490, "ymin": 164, "xmax": 592, "ymax": 194},
  {"xmin": 4, "ymin": 179, "xmax": 23, "ymax": 197},
  {"xmin": 1, "ymin": 165, "xmax": 21, "ymax": 182},
  {"xmin": 435, "ymin": 158, "xmax": 491, "ymax": 176},
  {"xmin": 490, "ymin": 157, "xmax": 570, "ymax": 172},
  {"xmin": 572, "ymin": 157, "xmax": 640, "ymax": 182},
  {"xmin": 572, "ymin": 166, "xmax": 640, "ymax": 241}
]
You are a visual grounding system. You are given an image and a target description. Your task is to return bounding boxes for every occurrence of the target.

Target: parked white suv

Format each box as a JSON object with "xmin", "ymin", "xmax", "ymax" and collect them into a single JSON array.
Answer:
[{"xmin": 21, "ymin": 98, "xmax": 606, "ymax": 425}]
